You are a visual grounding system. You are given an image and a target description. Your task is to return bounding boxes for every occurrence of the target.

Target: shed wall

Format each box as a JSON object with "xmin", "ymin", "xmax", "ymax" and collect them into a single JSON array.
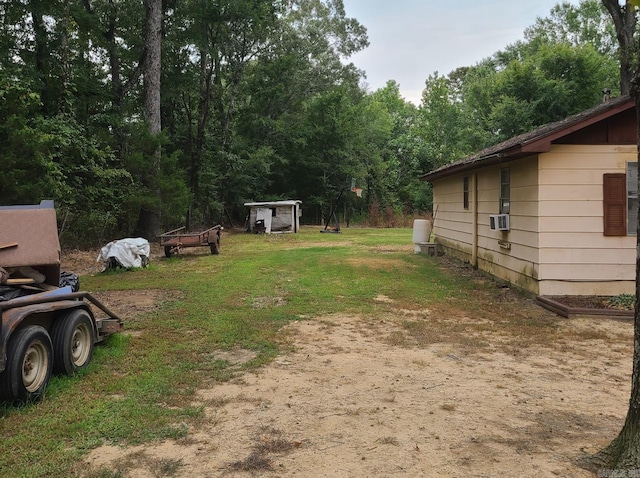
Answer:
[{"xmin": 247, "ymin": 204, "xmax": 300, "ymax": 233}]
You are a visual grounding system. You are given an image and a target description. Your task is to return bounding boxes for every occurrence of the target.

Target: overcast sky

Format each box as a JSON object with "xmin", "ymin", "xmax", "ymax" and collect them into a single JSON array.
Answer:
[{"xmin": 342, "ymin": 0, "xmax": 582, "ymax": 105}]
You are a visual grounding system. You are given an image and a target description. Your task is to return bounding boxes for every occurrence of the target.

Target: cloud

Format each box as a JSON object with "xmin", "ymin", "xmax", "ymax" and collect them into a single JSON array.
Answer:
[{"xmin": 342, "ymin": 0, "xmax": 580, "ymax": 104}]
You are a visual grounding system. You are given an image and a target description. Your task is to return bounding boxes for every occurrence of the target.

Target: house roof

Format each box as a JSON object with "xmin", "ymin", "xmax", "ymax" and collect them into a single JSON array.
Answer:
[
  {"xmin": 244, "ymin": 200, "xmax": 302, "ymax": 207},
  {"xmin": 420, "ymin": 95, "xmax": 635, "ymax": 182}
]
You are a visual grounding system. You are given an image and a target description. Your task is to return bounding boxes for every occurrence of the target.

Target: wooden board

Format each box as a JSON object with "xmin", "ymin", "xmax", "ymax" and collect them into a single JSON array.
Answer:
[{"xmin": 5, "ymin": 278, "xmax": 35, "ymax": 285}]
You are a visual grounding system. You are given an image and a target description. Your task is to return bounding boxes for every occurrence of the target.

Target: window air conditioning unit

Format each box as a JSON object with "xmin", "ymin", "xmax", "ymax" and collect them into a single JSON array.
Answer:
[{"xmin": 489, "ymin": 214, "xmax": 510, "ymax": 231}]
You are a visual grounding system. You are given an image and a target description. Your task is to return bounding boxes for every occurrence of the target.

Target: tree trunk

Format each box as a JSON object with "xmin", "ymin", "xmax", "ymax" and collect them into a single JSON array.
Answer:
[
  {"xmin": 593, "ymin": 77, "xmax": 640, "ymax": 474},
  {"xmin": 601, "ymin": 0, "xmax": 636, "ymax": 95},
  {"xmin": 144, "ymin": 0, "xmax": 162, "ymax": 138},
  {"xmin": 194, "ymin": 52, "xmax": 214, "ymax": 193},
  {"xmin": 82, "ymin": 0, "xmax": 141, "ymax": 152},
  {"xmin": 29, "ymin": 0, "xmax": 52, "ymax": 114},
  {"xmin": 595, "ymin": 3, "xmax": 640, "ymax": 471},
  {"xmin": 135, "ymin": 0, "xmax": 162, "ymax": 238},
  {"xmin": 105, "ymin": 0, "xmax": 124, "ymax": 110}
]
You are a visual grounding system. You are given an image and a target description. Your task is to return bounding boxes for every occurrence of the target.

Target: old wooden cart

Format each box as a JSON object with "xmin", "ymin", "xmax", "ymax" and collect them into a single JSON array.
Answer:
[{"xmin": 160, "ymin": 225, "xmax": 222, "ymax": 257}]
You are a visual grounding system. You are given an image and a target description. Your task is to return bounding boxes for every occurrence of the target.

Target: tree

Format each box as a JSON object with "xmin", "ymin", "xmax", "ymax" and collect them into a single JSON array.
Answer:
[
  {"xmin": 594, "ymin": 0, "xmax": 640, "ymax": 473},
  {"xmin": 601, "ymin": 0, "xmax": 637, "ymax": 94},
  {"xmin": 418, "ymin": 74, "xmax": 472, "ymax": 167},
  {"xmin": 456, "ymin": 40, "xmax": 616, "ymax": 148},
  {"xmin": 160, "ymin": 0, "xmax": 368, "ymax": 226},
  {"xmin": 134, "ymin": 0, "xmax": 163, "ymax": 238},
  {"xmin": 369, "ymin": 81, "xmax": 431, "ymax": 214},
  {"xmin": 525, "ymin": 0, "xmax": 617, "ymax": 58}
]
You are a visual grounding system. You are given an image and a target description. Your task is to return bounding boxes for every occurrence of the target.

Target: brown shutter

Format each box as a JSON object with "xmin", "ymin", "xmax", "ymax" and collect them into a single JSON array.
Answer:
[{"xmin": 603, "ymin": 173, "xmax": 627, "ymax": 236}]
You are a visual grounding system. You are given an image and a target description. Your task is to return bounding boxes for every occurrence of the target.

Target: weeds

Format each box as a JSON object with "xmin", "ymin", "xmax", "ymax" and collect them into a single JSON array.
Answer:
[
  {"xmin": 226, "ymin": 428, "xmax": 299, "ymax": 473},
  {"xmin": 605, "ymin": 294, "xmax": 635, "ymax": 310},
  {"xmin": 150, "ymin": 458, "xmax": 183, "ymax": 477},
  {"xmin": 227, "ymin": 451, "xmax": 273, "ymax": 472}
]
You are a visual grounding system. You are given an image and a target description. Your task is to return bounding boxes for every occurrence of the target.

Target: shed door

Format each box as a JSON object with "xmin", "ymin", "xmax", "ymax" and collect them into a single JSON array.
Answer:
[{"xmin": 256, "ymin": 208, "xmax": 272, "ymax": 233}]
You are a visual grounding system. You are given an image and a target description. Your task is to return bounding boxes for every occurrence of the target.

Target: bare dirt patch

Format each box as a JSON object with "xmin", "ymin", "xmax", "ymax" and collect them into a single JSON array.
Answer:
[
  {"xmin": 61, "ymin": 248, "xmax": 105, "ymax": 276},
  {"xmin": 83, "ymin": 294, "xmax": 632, "ymax": 478},
  {"xmin": 88, "ymin": 288, "xmax": 184, "ymax": 316},
  {"xmin": 55, "ymin": 249, "xmax": 632, "ymax": 477}
]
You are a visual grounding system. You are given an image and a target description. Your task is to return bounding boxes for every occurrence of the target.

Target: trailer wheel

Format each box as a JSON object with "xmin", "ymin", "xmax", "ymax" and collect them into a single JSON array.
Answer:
[
  {"xmin": 0, "ymin": 326, "xmax": 53, "ymax": 403},
  {"xmin": 51, "ymin": 309, "xmax": 95, "ymax": 375},
  {"xmin": 164, "ymin": 246, "xmax": 173, "ymax": 258}
]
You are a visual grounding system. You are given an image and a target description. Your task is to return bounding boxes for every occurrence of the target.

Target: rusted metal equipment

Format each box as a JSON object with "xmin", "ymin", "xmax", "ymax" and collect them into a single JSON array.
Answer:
[
  {"xmin": 0, "ymin": 201, "xmax": 122, "ymax": 403},
  {"xmin": 160, "ymin": 225, "xmax": 223, "ymax": 257}
]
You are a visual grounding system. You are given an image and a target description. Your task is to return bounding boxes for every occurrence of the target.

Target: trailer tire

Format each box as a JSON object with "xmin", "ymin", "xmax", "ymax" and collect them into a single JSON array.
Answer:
[
  {"xmin": 164, "ymin": 246, "xmax": 173, "ymax": 258},
  {"xmin": 0, "ymin": 326, "xmax": 53, "ymax": 403},
  {"xmin": 209, "ymin": 239, "xmax": 220, "ymax": 255},
  {"xmin": 51, "ymin": 309, "xmax": 95, "ymax": 375}
]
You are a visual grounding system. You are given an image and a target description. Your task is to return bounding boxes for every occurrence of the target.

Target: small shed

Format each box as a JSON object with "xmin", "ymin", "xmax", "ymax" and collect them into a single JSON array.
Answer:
[{"xmin": 245, "ymin": 200, "xmax": 302, "ymax": 234}]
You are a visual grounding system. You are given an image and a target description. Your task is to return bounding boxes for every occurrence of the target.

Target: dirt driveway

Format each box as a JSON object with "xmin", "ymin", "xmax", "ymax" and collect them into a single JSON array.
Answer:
[
  {"xmin": 77, "ymin": 275, "xmax": 631, "ymax": 478},
  {"xmin": 66, "ymin": 248, "xmax": 631, "ymax": 477}
]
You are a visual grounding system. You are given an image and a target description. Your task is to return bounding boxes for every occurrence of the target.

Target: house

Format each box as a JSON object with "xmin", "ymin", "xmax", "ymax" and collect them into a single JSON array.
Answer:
[
  {"xmin": 420, "ymin": 95, "xmax": 637, "ymax": 297},
  {"xmin": 245, "ymin": 200, "xmax": 302, "ymax": 234}
]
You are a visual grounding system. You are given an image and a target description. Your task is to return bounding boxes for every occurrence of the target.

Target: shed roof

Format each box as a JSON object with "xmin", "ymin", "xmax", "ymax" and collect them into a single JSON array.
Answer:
[
  {"xmin": 420, "ymin": 95, "xmax": 635, "ymax": 182},
  {"xmin": 244, "ymin": 200, "xmax": 302, "ymax": 207}
]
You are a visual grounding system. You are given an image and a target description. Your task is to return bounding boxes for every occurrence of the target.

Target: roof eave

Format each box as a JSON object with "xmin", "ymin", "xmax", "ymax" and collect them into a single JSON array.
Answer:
[
  {"xmin": 421, "ymin": 154, "xmax": 504, "ymax": 182},
  {"xmin": 421, "ymin": 97, "xmax": 635, "ymax": 183}
]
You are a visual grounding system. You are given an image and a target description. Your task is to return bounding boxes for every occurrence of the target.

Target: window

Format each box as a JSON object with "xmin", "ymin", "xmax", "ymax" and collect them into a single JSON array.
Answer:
[
  {"xmin": 463, "ymin": 176, "xmax": 469, "ymax": 210},
  {"xmin": 499, "ymin": 169, "xmax": 510, "ymax": 214},
  {"xmin": 628, "ymin": 162, "xmax": 638, "ymax": 235}
]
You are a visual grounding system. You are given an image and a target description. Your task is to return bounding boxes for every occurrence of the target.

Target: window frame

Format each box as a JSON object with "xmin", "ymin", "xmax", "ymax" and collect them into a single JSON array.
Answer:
[
  {"xmin": 499, "ymin": 168, "xmax": 510, "ymax": 214},
  {"xmin": 463, "ymin": 176, "xmax": 469, "ymax": 210},
  {"xmin": 627, "ymin": 162, "xmax": 638, "ymax": 236}
]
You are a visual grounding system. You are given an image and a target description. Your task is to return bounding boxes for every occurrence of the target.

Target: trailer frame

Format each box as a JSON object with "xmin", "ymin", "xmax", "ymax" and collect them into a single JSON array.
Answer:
[{"xmin": 160, "ymin": 225, "xmax": 223, "ymax": 257}]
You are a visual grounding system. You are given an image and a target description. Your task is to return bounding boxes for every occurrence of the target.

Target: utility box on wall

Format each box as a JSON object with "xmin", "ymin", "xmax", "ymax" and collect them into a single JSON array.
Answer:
[{"xmin": 489, "ymin": 214, "xmax": 510, "ymax": 231}]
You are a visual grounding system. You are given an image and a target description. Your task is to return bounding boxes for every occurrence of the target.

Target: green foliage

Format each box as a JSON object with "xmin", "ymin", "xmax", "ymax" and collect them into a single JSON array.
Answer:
[
  {"xmin": 605, "ymin": 294, "xmax": 635, "ymax": 310},
  {"xmin": 120, "ymin": 125, "xmax": 191, "ymax": 233},
  {"xmin": 418, "ymin": 73, "xmax": 473, "ymax": 168},
  {"xmin": 525, "ymin": 0, "xmax": 618, "ymax": 58},
  {"xmin": 0, "ymin": 78, "xmax": 60, "ymax": 204},
  {"xmin": 458, "ymin": 41, "xmax": 617, "ymax": 147},
  {"xmin": 0, "ymin": 0, "xmax": 632, "ymax": 234}
]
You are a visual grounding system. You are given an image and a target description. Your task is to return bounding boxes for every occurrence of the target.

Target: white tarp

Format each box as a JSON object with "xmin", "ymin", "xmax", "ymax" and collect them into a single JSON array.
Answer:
[{"xmin": 97, "ymin": 238, "xmax": 150, "ymax": 269}]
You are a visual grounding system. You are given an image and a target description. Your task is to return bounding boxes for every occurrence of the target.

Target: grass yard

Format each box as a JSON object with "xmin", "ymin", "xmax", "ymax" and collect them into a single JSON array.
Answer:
[{"xmin": 0, "ymin": 226, "xmax": 632, "ymax": 477}]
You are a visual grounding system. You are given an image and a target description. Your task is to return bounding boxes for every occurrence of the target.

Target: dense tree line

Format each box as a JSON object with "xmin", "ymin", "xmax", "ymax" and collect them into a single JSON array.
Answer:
[{"xmin": 0, "ymin": 0, "xmax": 623, "ymax": 245}]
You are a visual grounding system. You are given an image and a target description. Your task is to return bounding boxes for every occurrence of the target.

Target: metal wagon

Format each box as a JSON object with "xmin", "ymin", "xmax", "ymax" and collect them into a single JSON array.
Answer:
[{"xmin": 160, "ymin": 225, "xmax": 222, "ymax": 258}]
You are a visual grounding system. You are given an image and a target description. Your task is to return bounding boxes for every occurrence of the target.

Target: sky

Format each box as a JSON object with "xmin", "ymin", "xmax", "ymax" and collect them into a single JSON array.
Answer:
[{"xmin": 341, "ymin": 0, "xmax": 582, "ymax": 105}]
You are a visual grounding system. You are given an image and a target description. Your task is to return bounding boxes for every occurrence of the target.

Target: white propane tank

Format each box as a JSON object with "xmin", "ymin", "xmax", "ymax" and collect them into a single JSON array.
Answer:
[{"xmin": 412, "ymin": 219, "xmax": 432, "ymax": 253}]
